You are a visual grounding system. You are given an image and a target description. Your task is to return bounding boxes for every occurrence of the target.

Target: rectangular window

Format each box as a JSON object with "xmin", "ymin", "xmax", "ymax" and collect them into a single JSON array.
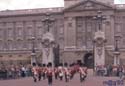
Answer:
[
  {"xmin": 0, "ymin": 29, "xmax": 3, "ymax": 39},
  {"xmin": 59, "ymin": 26, "xmax": 64, "ymax": 34},
  {"xmin": 8, "ymin": 28, "xmax": 13, "ymax": 38},
  {"xmin": 8, "ymin": 40, "xmax": 13, "ymax": 50},
  {"xmin": 86, "ymin": 40, "xmax": 92, "ymax": 49},
  {"xmin": 76, "ymin": 16, "xmax": 95, "ymax": 48},
  {"xmin": 123, "ymin": 39, "xmax": 125, "ymax": 45},
  {"xmin": 27, "ymin": 27, "xmax": 33, "ymax": 37},
  {"xmin": 0, "ymin": 41, "xmax": 3, "ymax": 50},
  {"xmin": 37, "ymin": 41, "xmax": 42, "ymax": 49},
  {"xmin": 27, "ymin": 40, "xmax": 32, "ymax": 49},
  {"xmin": 37, "ymin": 26, "xmax": 43, "ymax": 37},
  {"xmin": 17, "ymin": 40, "xmax": 23, "ymax": 50},
  {"xmin": 17, "ymin": 27, "xmax": 23, "ymax": 37},
  {"xmin": 115, "ymin": 23, "xmax": 121, "ymax": 33}
]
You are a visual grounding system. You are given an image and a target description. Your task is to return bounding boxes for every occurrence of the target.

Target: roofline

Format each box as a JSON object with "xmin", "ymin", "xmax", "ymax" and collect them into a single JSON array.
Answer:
[
  {"xmin": 0, "ymin": 7, "xmax": 64, "ymax": 17},
  {"xmin": 63, "ymin": 0, "xmax": 115, "ymax": 12},
  {"xmin": 0, "ymin": 12, "xmax": 63, "ymax": 18}
]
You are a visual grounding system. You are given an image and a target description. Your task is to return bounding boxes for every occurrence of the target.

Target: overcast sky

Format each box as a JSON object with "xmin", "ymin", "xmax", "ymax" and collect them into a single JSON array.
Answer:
[
  {"xmin": 0, "ymin": 0, "xmax": 64, "ymax": 10},
  {"xmin": 114, "ymin": 0, "xmax": 125, "ymax": 4},
  {"xmin": 0, "ymin": 0, "xmax": 124, "ymax": 11}
]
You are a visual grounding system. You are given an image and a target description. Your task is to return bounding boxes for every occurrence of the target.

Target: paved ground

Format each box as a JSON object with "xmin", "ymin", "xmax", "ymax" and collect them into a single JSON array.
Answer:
[{"xmin": 0, "ymin": 73, "xmax": 123, "ymax": 86}]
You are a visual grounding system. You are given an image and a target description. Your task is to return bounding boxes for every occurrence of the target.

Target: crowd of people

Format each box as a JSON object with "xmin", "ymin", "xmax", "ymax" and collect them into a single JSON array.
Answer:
[
  {"xmin": 95, "ymin": 65, "xmax": 125, "ymax": 79},
  {"xmin": 0, "ymin": 64, "xmax": 32, "ymax": 80},
  {"xmin": 31, "ymin": 63, "xmax": 88, "ymax": 86},
  {"xmin": 1, "ymin": 62, "xmax": 125, "ymax": 86}
]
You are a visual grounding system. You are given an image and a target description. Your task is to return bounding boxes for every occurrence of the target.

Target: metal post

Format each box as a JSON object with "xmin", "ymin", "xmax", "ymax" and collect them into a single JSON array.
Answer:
[
  {"xmin": 113, "ymin": 35, "xmax": 121, "ymax": 66},
  {"xmin": 42, "ymin": 13, "xmax": 55, "ymax": 32},
  {"xmin": 31, "ymin": 37, "xmax": 36, "ymax": 65},
  {"xmin": 93, "ymin": 11, "xmax": 106, "ymax": 31},
  {"xmin": 92, "ymin": 40, "xmax": 95, "ymax": 75},
  {"xmin": 93, "ymin": 10, "xmax": 106, "ymax": 67}
]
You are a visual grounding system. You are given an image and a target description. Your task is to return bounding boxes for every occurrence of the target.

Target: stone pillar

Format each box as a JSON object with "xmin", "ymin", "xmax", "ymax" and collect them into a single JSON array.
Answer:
[
  {"xmin": 31, "ymin": 53, "xmax": 36, "ymax": 65},
  {"xmin": 113, "ymin": 51, "xmax": 120, "ymax": 66},
  {"xmin": 42, "ymin": 47, "xmax": 54, "ymax": 65},
  {"xmin": 114, "ymin": 55, "xmax": 117, "ymax": 66},
  {"xmin": 42, "ymin": 32, "xmax": 55, "ymax": 66},
  {"xmin": 94, "ymin": 31, "xmax": 106, "ymax": 66},
  {"xmin": 117, "ymin": 57, "xmax": 120, "ymax": 65}
]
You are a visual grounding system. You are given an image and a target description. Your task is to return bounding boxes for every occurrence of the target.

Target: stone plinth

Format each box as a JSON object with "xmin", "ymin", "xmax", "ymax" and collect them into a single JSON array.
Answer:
[
  {"xmin": 113, "ymin": 51, "xmax": 120, "ymax": 66},
  {"xmin": 94, "ymin": 31, "xmax": 106, "ymax": 66},
  {"xmin": 42, "ymin": 32, "xmax": 55, "ymax": 66}
]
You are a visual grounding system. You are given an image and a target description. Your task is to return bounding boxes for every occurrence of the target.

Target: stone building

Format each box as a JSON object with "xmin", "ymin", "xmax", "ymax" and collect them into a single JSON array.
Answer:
[{"xmin": 0, "ymin": 0, "xmax": 125, "ymax": 66}]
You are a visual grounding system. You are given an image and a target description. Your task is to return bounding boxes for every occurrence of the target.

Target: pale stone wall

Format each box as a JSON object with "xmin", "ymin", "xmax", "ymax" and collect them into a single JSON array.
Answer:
[
  {"xmin": 61, "ymin": 51, "xmax": 84, "ymax": 64},
  {"xmin": 0, "ymin": 0, "xmax": 125, "ymax": 65}
]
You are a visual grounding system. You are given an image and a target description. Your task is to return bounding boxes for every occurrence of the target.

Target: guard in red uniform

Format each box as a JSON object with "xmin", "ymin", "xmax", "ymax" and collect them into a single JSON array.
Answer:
[
  {"xmin": 58, "ymin": 64, "xmax": 64, "ymax": 81},
  {"xmin": 32, "ymin": 63, "xmax": 38, "ymax": 82},
  {"xmin": 46, "ymin": 63, "xmax": 53, "ymax": 86},
  {"xmin": 37, "ymin": 64, "xmax": 42, "ymax": 81},
  {"xmin": 79, "ymin": 66, "xmax": 87, "ymax": 82},
  {"xmin": 54, "ymin": 67, "xmax": 59, "ymax": 80},
  {"xmin": 64, "ymin": 63, "xmax": 70, "ymax": 82},
  {"xmin": 42, "ymin": 64, "xmax": 47, "ymax": 80}
]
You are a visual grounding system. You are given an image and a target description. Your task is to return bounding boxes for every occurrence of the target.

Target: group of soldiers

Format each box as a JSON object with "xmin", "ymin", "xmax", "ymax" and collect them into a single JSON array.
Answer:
[{"xmin": 32, "ymin": 63, "xmax": 87, "ymax": 86}]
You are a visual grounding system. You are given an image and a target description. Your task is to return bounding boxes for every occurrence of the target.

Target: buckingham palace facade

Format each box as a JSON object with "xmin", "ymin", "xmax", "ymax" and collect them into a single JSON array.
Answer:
[{"xmin": 0, "ymin": 0, "xmax": 125, "ymax": 66}]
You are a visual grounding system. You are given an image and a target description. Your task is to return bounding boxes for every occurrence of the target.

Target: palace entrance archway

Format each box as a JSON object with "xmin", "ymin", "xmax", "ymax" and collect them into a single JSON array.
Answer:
[{"xmin": 83, "ymin": 52, "xmax": 94, "ymax": 68}]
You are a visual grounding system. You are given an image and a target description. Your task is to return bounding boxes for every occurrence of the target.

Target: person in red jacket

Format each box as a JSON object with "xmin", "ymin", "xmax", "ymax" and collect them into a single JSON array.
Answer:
[
  {"xmin": 37, "ymin": 64, "xmax": 42, "ymax": 81},
  {"xmin": 32, "ymin": 63, "xmax": 38, "ymax": 82},
  {"xmin": 54, "ymin": 67, "xmax": 59, "ymax": 80},
  {"xmin": 79, "ymin": 65, "xmax": 87, "ymax": 82},
  {"xmin": 42, "ymin": 64, "xmax": 47, "ymax": 80},
  {"xmin": 46, "ymin": 63, "xmax": 53, "ymax": 86},
  {"xmin": 64, "ymin": 63, "xmax": 70, "ymax": 82}
]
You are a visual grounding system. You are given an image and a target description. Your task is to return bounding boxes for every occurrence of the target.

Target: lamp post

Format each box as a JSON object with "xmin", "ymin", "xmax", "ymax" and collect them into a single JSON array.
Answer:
[
  {"xmin": 42, "ymin": 13, "xmax": 55, "ymax": 32},
  {"xmin": 92, "ymin": 40, "xmax": 95, "ymax": 69},
  {"xmin": 93, "ymin": 10, "xmax": 106, "ymax": 31},
  {"xmin": 113, "ymin": 35, "xmax": 121, "ymax": 66},
  {"xmin": 31, "ymin": 36, "xmax": 36, "ymax": 65},
  {"xmin": 42, "ymin": 13, "xmax": 55, "ymax": 66},
  {"xmin": 93, "ymin": 10, "xmax": 106, "ymax": 67}
]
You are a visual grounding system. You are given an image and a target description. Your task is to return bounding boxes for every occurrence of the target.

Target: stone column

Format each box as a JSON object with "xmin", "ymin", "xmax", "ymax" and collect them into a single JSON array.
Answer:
[
  {"xmin": 31, "ymin": 52, "xmax": 36, "ymax": 65},
  {"xmin": 114, "ymin": 55, "xmax": 117, "ymax": 66},
  {"xmin": 113, "ymin": 51, "xmax": 120, "ymax": 66},
  {"xmin": 42, "ymin": 47, "xmax": 54, "ymax": 65},
  {"xmin": 42, "ymin": 32, "xmax": 55, "ymax": 66},
  {"xmin": 94, "ymin": 31, "xmax": 106, "ymax": 66}
]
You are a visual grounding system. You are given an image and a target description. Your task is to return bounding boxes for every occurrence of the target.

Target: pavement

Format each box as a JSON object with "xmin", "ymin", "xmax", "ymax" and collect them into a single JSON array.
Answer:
[{"xmin": 0, "ymin": 73, "xmax": 123, "ymax": 86}]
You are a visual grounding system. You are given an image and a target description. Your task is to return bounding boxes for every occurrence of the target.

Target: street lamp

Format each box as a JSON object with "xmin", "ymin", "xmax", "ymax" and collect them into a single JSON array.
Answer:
[
  {"xmin": 92, "ymin": 10, "xmax": 107, "ymax": 67},
  {"xmin": 93, "ymin": 10, "xmax": 106, "ymax": 31},
  {"xmin": 113, "ymin": 35, "xmax": 121, "ymax": 66},
  {"xmin": 42, "ymin": 13, "xmax": 55, "ymax": 32},
  {"xmin": 92, "ymin": 40, "xmax": 95, "ymax": 69},
  {"xmin": 42, "ymin": 13, "xmax": 56, "ymax": 66},
  {"xmin": 31, "ymin": 36, "xmax": 36, "ymax": 65}
]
